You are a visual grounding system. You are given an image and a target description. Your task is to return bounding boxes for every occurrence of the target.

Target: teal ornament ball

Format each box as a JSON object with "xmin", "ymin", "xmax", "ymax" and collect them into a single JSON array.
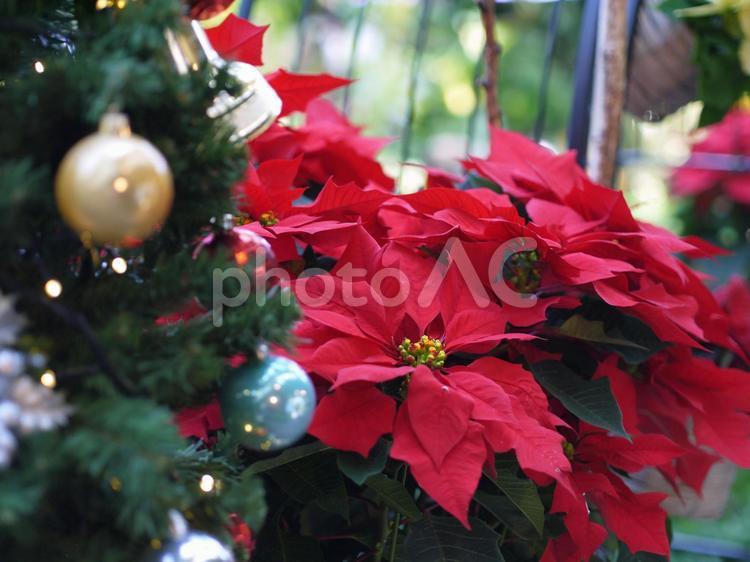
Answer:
[{"xmin": 219, "ymin": 355, "xmax": 315, "ymax": 451}]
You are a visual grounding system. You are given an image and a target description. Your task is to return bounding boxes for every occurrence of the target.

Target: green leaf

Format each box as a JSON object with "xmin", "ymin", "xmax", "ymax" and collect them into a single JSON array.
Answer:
[
  {"xmin": 574, "ymin": 300, "xmax": 666, "ymax": 364},
  {"xmin": 558, "ymin": 315, "xmax": 648, "ymax": 350},
  {"xmin": 474, "ymin": 491, "xmax": 538, "ymax": 540},
  {"xmin": 457, "ymin": 172, "xmax": 502, "ymax": 191},
  {"xmin": 617, "ymin": 542, "xmax": 668, "ymax": 562},
  {"xmin": 265, "ymin": 449, "xmax": 349, "ymax": 520},
  {"xmin": 366, "ymin": 473, "xmax": 422, "ymax": 521},
  {"xmin": 337, "ymin": 439, "xmax": 390, "ymax": 486},
  {"xmin": 531, "ymin": 360, "xmax": 629, "ymax": 440},
  {"xmin": 485, "ymin": 457, "xmax": 545, "ymax": 536},
  {"xmin": 396, "ymin": 516, "xmax": 504, "ymax": 562},
  {"xmin": 253, "ymin": 511, "xmax": 324, "ymax": 562},
  {"xmin": 221, "ymin": 471, "xmax": 268, "ymax": 532},
  {"xmin": 246, "ymin": 441, "xmax": 330, "ymax": 475}
]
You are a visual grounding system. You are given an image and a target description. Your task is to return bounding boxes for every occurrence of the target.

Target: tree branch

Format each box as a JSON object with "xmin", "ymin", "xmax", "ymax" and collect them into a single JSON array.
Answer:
[{"xmin": 479, "ymin": 0, "xmax": 503, "ymax": 128}]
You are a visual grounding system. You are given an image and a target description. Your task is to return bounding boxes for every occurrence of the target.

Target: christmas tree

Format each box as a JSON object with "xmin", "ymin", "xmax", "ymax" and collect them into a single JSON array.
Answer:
[{"xmin": 0, "ymin": 1, "xmax": 298, "ymax": 560}]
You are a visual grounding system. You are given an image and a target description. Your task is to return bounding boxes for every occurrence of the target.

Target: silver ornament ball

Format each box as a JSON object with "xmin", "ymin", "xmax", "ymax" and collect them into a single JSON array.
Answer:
[
  {"xmin": 152, "ymin": 532, "xmax": 234, "ymax": 562},
  {"xmin": 149, "ymin": 510, "xmax": 234, "ymax": 562}
]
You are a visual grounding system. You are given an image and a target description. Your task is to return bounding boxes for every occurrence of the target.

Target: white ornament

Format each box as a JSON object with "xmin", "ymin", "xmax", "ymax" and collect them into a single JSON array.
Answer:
[
  {"xmin": 0, "ymin": 425, "xmax": 17, "ymax": 468},
  {"xmin": 147, "ymin": 510, "xmax": 234, "ymax": 562},
  {"xmin": 0, "ymin": 293, "xmax": 25, "ymax": 346},
  {"xmin": 9, "ymin": 377, "xmax": 71, "ymax": 435},
  {"xmin": 0, "ymin": 349, "xmax": 25, "ymax": 378}
]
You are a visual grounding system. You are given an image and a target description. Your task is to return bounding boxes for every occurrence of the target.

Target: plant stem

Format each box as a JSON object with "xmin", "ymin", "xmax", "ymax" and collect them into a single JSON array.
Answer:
[
  {"xmin": 388, "ymin": 465, "xmax": 409, "ymax": 561},
  {"xmin": 374, "ymin": 502, "xmax": 390, "ymax": 562}
]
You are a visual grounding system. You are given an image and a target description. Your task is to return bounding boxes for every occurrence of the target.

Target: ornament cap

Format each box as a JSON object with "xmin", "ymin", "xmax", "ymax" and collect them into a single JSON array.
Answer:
[
  {"xmin": 221, "ymin": 213, "xmax": 235, "ymax": 231},
  {"xmin": 168, "ymin": 509, "xmax": 189, "ymax": 539},
  {"xmin": 98, "ymin": 112, "xmax": 131, "ymax": 138}
]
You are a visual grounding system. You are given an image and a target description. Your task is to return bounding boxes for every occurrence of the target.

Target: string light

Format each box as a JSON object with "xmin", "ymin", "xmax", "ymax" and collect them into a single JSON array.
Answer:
[
  {"xmin": 40, "ymin": 369, "xmax": 56, "ymax": 388},
  {"xmin": 33, "ymin": 61, "xmax": 45, "ymax": 74},
  {"xmin": 44, "ymin": 279, "xmax": 62, "ymax": 298},
  {"xmin": 111, "ymin": 257, "xmax": 128, "ymax": 274},
  {"xmin": 112, "ymin": 176, "xmax": 129, "ymax": 193},
  {"xmin": 199, "ymin": 474, "xmax": 215, "ymax": 493},
  {"xmin": 96, "ymin": 0, "xmax": 128, "ymax": 9}
]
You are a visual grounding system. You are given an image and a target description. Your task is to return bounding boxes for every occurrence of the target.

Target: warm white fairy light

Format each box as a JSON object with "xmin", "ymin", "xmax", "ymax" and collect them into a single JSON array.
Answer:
[
  {"xmin": 112, "ymin": 176, "xmax": 129, "ymax": 193},
  {"xmin": 40, "ymin": 369, "xmax": 57, "ymax": 389},
  {"xmin": 44, "ymin": 279, "xmax": 62, "ymax": 298},
  {"xmin": 33, "ymin": 61, "xmax": 45, "ymax": 74},
  {"xmin": 111, "ymin": 257, "xmax": 128, "ymax": 274},
  {"xmin": 199, "ymin": 474, "xmax": 215, "ymax": 493}
]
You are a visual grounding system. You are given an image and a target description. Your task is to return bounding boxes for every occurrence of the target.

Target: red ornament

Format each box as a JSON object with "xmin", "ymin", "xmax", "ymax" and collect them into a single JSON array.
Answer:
[
  {"xmin": 228, "ymin": 514, "xmax": 255, "ymax": 556},
  {"xmin": 194, "ymin": 225, "xmax": 275, "ymax": 278}
]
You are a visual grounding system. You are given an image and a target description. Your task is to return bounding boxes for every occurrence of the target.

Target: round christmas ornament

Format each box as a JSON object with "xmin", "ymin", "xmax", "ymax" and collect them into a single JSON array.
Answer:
[
  {"xmin": 219, "ymin": 352, "xmax": 315, "ymax": 451},
  {"xmin": 193, "ymin": 214, "xmax": 275, "ymax": 277},
  {"xmin": 149, "ymin": 510, "xmax": 234, "ymax": 562},
  {"xmin": 55, "ymin": 112, "xmax": 174, "ymax": 246}
]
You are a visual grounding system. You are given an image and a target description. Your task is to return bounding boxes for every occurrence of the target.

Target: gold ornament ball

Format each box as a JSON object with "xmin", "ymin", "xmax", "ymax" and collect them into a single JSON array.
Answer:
[{"xmin": 55, "ymin": 113, "xmax": 174, "ymax": 246}]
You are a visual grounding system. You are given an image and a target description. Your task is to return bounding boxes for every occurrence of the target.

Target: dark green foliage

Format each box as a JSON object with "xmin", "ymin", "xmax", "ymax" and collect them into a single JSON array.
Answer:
[
  {"xmin": 486, "ymin": 455, "xmax": 545, "ymax": 537},
  {"xmin": 0, "ymin": 1, "xmax": 298, "ymax": 559},
  {"xmin": 549, "ymin": 298, "xmax": 666, "ymax": 365},
  {"xmin": 661, "ymin": 0, "xmax": 750, "ymax": 125},
  {"xmin": 337, "ymin": 438, "xmax": 391, "ymax": 486},
  {"xmin": 395, "ymin": 516, "xmax": 504, "ymax": 562},
  {"xmin": 531, "ymin": 360, "xmax": 629, "ymax": 439}
]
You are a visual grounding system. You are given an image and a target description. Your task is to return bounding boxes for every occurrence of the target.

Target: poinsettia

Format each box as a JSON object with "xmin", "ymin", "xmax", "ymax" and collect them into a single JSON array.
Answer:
[
  {"xmin": 188, "ymin": 14, "xmax": 750, "ymax": 557},
  {"xmin": 296, "ymin": 229, "xmax": 571, "ymax": 525},
  {"xmin": 672, "ymin": 108, "xmax": 750, "ymax": 205},
  {"xmin": 251, "ymin": 99, "xmax": 395, "ymax": 190},
  {"xmin": 463, "ymin": 127, "xmax": 739, "ymax": 353},
  {"xmin": 715, "ymin": 275, "xmax": 750, "ymax": 357},
  {"xmin": 266, "ymin": 70, "xmax": 352, "ymax": 117},
  {"xmin": 175, "ymin": 400, "xmax": 223, "ymax": 442},
  {"xmin": 232, "ymin": 159, "xmax": 356, "ymax": 262},
  {"xmin": 205, "ymin": 14, "xmax": 268, "ymax": 66}
]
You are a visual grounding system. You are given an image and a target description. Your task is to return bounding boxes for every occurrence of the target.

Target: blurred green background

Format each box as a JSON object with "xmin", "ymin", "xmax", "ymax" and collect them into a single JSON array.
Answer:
[
  {"xmin": 251, "ymin": 0, "xmax": 581, "ymax": 174},
  {"xmin": 246, "ymin": 0, "xmax": 748, "ymax": 558}
]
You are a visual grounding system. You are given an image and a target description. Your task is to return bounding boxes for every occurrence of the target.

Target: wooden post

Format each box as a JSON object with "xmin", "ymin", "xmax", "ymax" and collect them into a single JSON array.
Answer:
[
  {"xmin": 479, "ymin": 0, "xmax": 503, "ymax": 129},
  {"xmin": 587, "ymin": 0, "xmax": 628, "ymax": 186}
]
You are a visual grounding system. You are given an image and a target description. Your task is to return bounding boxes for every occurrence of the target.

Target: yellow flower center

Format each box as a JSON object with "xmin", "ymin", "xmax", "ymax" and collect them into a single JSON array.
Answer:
[
  {"xmin": 259, "ymin": 210, "xmax": 278, "ymax": 227},
  {"xmin": 562, "ymin": 440, "xmax": 575, "ymax": 461},
  {"xmin": 398, "ymin": 335, "xmax": 446, "ymax": 368},
  {"xmin": 503, "ymin": 249, "xmax": 542, "ymax": 293}
]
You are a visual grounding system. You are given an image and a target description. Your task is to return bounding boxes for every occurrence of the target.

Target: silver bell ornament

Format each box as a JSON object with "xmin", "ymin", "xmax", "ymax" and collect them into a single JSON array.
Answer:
[
  {"xmin": 149, "ymin": 510, "xmax": 234, "ymax": 562},
  {"xmin": 164, "ymin": 20, "xmax": 281, "ymax": 142}
]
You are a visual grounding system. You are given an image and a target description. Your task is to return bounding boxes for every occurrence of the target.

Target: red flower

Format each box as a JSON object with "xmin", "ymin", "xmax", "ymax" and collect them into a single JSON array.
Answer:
[
  {"xmin": 235, "ymin": 157, "xmax": 306, "ymax": 223},
  {"xmin": 715, "ymin": 275, "xmax": 750, "ymax": 357},
  {"xmin": 673, "ymin": 108, "xmax": 750, "ymax": 205},
  {"xmin": 205, "ymin": 14, "xmax": 268, "ymax": 66},
  {"xmin": 175, "ymin": 400, "xmax": 223, "ymax": 443},
  {"xmin": 233, "ymin": 160, "xmax": 356, "ymax": 262},
  {"xmin": 297, "ymin": 230, "xmax": 570, "ymax": 526},
  {"xmin": 251, "ymin": 100, "xmax": 394, "ymax": 191},
  {"xmin": 266, "ymin": 70, "xmax": 352, "ymax": 118}
]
